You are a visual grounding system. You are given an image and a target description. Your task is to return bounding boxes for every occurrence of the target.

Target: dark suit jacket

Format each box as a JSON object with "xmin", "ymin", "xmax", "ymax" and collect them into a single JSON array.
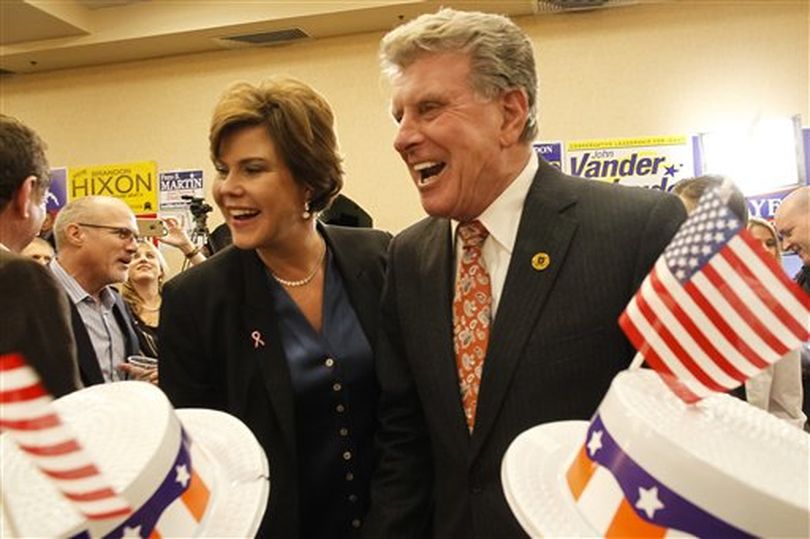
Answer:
[
  {"xmin": 159, "ymin": 224, "xmax": 391, "ymax": 538},
  {"xmin": 68, "ymin": 289, "xmax": 141, "ymax": 386},
  {"xmin": 365, "ymin": 159, "xmax": 687, "ymax": 538},
  {"xmin": 0, "ymin": 250, "xmax": 81, "ymax": 397}
]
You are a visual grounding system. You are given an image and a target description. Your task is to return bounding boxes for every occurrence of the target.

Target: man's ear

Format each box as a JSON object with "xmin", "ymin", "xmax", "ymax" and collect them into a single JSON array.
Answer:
[
  {"xmin": 13, "ymin": 176, "xmax": 38, "ymax": 219},
  {"xmin": 498, "ymin": 88, "xmax": 529, "ymax": 147},
  {"xmin": 64, "ymin": 222, "xmax": 85, "ymax": 246}
]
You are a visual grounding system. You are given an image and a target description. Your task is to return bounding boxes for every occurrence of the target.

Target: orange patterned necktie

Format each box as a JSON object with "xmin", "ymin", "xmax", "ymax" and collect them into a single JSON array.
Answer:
[{"xmin": 453, "ymin": 220, "xmax": 492, "ymax": 432}]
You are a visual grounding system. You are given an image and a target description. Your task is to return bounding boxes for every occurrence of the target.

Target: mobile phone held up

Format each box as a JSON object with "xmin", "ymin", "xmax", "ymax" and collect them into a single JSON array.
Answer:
[{"xmin": 136, "ymin": 218, "xmax": 167, "ymax": 238}]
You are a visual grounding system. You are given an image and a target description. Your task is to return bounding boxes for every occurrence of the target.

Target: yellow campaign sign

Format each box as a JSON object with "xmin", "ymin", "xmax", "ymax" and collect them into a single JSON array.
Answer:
[
  {"xmin": 565, "ymin": 135, "xmax": 695, "ymax": 190},
  {"xmin": 566, "ymin": 136, "xmax": 687, "ymax": 152},
  {"xmin": 68, "ymin": 161, "xmax": 158, "ymax": 213}
]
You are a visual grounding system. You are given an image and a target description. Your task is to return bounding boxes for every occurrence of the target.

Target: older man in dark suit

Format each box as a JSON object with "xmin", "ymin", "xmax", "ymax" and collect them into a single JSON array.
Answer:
[
  {"xmin": 0, "ymin": 114, "xmax": 81, "ymax": 397},
  {"xmin": 364, "ymin": 9, "xmax": 687, "ymax": 538}
]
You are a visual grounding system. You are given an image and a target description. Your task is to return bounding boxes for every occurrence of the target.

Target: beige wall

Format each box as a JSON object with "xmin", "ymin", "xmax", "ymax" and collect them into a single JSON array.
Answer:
[{"xmin": 1, "ymin": 1, "xmax": 807, "ymax": 273}]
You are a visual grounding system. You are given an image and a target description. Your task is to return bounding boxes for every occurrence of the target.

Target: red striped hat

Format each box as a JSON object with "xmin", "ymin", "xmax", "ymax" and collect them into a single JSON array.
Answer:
[
  {"xmin": 501, "ymin": 369, "xmax": 809, "ymax": 538},
  {"xmin": 0, "ymin": 353, "xmax": 269, "ymax": 538}
]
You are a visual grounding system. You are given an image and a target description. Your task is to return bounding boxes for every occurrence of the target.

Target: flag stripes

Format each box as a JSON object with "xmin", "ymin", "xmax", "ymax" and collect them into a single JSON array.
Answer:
[{"xmin": 647, "ymin": 269, "xmax": 748, "ymax": 382}]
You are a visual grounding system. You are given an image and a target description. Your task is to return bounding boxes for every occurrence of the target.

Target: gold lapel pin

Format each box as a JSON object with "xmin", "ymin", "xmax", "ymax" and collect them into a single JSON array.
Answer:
[{"xmin": 531, "ymin": 252, "xmax": 550, "ymax": 271}]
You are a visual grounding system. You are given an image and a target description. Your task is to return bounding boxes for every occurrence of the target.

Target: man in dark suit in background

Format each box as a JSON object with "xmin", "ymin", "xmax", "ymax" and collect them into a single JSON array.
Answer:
[
  {"xmin": 364, "ymin": 9, "xmax": 686, "ymax": 538},
  {"xmin": 50, "ymin": 196, "xmax": 143, "ymax": 386},
  {"xmin": 0, "ymin": 114, "xmax": 81, "ymax": 397}
]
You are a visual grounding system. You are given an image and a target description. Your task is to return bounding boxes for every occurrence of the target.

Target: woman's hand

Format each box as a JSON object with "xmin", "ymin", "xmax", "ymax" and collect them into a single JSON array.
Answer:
[
  {"xmin": 159, "ymin": 217, "xmax": 206, "ymax": 265},
  {"xmin": 159, "ymin": 217, "xmax": 192, "ymax": 250}
]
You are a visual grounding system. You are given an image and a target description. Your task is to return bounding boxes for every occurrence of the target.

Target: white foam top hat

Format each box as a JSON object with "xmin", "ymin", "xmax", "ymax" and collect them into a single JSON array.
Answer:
[
  {"xmin": 1, "ymin": 355, "xmax": 269, "ymax": 538},
  {"xmin": 501, "ymin": 369, "xmax": 809, "ymax": 538}
]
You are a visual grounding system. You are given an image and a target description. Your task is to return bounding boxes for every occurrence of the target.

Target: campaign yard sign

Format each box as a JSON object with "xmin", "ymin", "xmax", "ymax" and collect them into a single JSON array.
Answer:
[
  {"xmin": 68, "ymin": 161, "xmax": 158, "ymax": 214},
  {"xmin": 47, "ymin": 168, "xmax": 67, "ymax": 212},
  {"xmin": 159, "ymin": 169, "xmax": 204, "ymax": 211},
  {"xmin": 533, "ymin": 142, "xmax": 563, "ymax": 170},
  {"xmin": 566, "ymin": 136, "xmax": 696, "ymax": 192}
]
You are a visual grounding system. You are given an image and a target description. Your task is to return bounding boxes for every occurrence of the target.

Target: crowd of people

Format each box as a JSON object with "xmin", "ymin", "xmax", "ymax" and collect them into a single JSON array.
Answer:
[{"xmin": 1, "ymin": 7, "xmax": 808, "ymax": 539}]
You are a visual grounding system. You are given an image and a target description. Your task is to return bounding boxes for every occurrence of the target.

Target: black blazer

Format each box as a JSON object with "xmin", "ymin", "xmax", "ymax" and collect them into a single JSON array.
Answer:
[
  {"xmin": 69, "ymin": 290, "xmax": 141, "ymax": 386},
  {"xmin": 365, "ymin": 159, "xmax": 687, "ymax": 538},
  {"xmin": 0, "ymin": 250, "xmax": 81, "ymax": 397},
  {"xmin": 159, "ymin": 224, "xmax": 391, "ymax": 538}
]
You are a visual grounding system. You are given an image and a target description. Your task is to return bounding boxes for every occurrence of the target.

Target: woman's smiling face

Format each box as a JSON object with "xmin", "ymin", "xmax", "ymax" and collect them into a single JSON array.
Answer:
[{"xmin": 212, "ymin": 124, "xmax": 307, "ymax": 251}]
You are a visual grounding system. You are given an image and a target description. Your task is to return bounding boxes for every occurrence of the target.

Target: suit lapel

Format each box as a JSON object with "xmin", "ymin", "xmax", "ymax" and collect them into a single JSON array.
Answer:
[
  {"xmin": 418, "ymin": 220, "xmax": 472, "ymax": 447},
  {"xmin": 112, "ymin": 293, "xmax": 140, "ymax": 358},
  {"xmin": 322, "ymin": 224, "xmax": 377, "ymax": 347},
  {"xmin": 68, "ymin": 300, "xmax": 104, "ymax": 385},
  {"xmin": 240, "ymin": 250, "xmax": 298, "ymax": 458},
  {"xmin": 471, "ymin": 163, "xmax": 579, "ymax": 459}
]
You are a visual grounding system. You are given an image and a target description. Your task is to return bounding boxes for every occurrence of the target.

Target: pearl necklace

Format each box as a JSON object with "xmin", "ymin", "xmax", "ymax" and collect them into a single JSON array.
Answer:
[{"xmin": 270, "ymin": 242, "xmax": 326, "ymax": 288}]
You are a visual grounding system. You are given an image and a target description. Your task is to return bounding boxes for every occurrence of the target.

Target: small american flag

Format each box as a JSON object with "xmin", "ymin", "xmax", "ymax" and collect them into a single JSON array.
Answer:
[{"xmin": 619, "ymin": 187, "xmax": 810, "ymax": 402}]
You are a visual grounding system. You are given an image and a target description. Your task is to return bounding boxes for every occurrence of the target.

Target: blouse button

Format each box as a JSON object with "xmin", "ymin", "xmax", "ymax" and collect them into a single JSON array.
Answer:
[
  {"xmin": 324, "ymin": 358, "xmax": 335, "ymax": 368},
  {"xmin": 333, "ymin": 382, "xmax": 342, "ymax": 392},
  {"xmin": 351, "ymin": 519, "xmax": 361, "ymax": 529},
  {"xmin": 346, "ymin": 471, "xmax": 354, "ymax": 481},
  {"xmin": 342, "ymin": 451, "xmax": 352, "ymax": 461},
  {"xmin": 336, "ymin": 404, "xmax": 345, "ymax": 413},
  {"xmin": 348, "ymin": 494, "xmax": 358, "ymax": 503},
  {"xmin": 339, "ymin": 427, "xmax": 349, "ymax": 436}
]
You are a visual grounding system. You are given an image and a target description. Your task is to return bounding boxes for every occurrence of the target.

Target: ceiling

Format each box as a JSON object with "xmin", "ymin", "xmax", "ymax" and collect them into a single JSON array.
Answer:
[{"xmin": 0, "ymin": 0, "xmax": 556, "ymax": 75}]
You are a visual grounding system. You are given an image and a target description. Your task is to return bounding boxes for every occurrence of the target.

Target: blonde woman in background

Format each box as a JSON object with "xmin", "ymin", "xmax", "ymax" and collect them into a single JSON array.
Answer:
[
  {"xmin": 121, "ymin": 219, "xmax": 206, "ymax": 362},
  {"xmin": 121, "ymin": 240, "xmax": 166, "ymax": 360},
  {"xmin": 745, "ymin": 217, "xmax": 806, "ymax": 429}
]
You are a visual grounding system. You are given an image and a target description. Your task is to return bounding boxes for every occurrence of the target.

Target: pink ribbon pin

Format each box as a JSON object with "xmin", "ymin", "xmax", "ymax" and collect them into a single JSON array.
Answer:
[{"xmin": 251, "ymin": 331, "xmax": 266, "ymax": 349}]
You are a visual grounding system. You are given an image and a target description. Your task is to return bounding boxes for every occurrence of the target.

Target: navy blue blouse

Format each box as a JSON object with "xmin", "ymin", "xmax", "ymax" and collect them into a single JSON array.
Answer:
[{"xmin": 268, "ymin": 248, "xmax": 377, "ymax": 537}]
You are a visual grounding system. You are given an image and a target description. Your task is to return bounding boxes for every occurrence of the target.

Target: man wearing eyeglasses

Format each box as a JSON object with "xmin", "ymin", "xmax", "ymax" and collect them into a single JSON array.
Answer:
[
  {"xmin": 0, "ymin": 114, "xmax": 82, "ymax": 397},
  {"xmin": 50, "ymin": 195, "xmax": 143, "ymax": 386}
]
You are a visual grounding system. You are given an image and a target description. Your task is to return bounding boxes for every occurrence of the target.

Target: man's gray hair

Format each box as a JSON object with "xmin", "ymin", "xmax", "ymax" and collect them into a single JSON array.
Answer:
[
  {"xmin": 380, "ymin": 8, "xmax": 538, "ymax": 142},
  {"xmin": 53, "ymin": 196, "xmax": 127, "ymax": 250}
]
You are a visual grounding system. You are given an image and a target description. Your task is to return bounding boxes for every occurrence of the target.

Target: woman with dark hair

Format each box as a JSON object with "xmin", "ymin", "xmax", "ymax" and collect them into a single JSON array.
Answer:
[{"xmin": 159, "ymin": 77, "xmax": 391, "ymax": 538}]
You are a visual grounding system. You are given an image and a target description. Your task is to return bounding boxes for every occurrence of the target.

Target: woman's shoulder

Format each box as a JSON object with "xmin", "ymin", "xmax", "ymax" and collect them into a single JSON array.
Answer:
[
  {"xmin": 164, "ymin": 245, "xmax": 246, "ymax": 291},
  {"xmin": 323, "ymin": 224, "xmax": 392, "ymax": 251}
]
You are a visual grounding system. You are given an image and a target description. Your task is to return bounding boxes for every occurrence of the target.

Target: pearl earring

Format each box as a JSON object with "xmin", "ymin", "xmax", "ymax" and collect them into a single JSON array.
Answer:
[{"xmin": 302, "ymin": 201, "xmax": 312, "ymax": 220}]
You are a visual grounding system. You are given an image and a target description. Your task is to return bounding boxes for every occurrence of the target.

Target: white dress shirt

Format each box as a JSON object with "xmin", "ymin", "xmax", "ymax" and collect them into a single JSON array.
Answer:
[
  {"xmin": 745, "ymin": 348, "xmax": 806, "ymax": 429},
  {"xmin": 452, "ymin": 151, "xmax": 539, "ymax": 320},
  {"xmin": 51, "ymin": 259, "xmax": 127, "ymax": 382}
]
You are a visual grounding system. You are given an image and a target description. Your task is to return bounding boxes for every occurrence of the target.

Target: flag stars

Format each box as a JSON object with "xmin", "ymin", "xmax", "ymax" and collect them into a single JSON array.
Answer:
[
  {"xmin": 175, "ymin": 463, "xmax": 190, "ymax": 488},
  {"xmin": 121, "ymin": 525, "xmax": 143, "ymax": 538},
  {"xmin": 586, "ymin": 430, "xmax": 603, "ymax": 456},
  {"xmin": 635, "ymin": 486, "xmax": 665, "ymax": 519}
]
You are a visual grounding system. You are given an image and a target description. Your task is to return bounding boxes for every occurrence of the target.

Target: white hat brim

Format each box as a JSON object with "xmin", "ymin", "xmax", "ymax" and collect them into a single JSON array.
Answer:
[
  {"xmin": 501, "ymin": 420, "xmax": 594, "ymax": 538},
  {"xmin": 178, "ymin": 408, "xmax": 270, "ymax": 537}
]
